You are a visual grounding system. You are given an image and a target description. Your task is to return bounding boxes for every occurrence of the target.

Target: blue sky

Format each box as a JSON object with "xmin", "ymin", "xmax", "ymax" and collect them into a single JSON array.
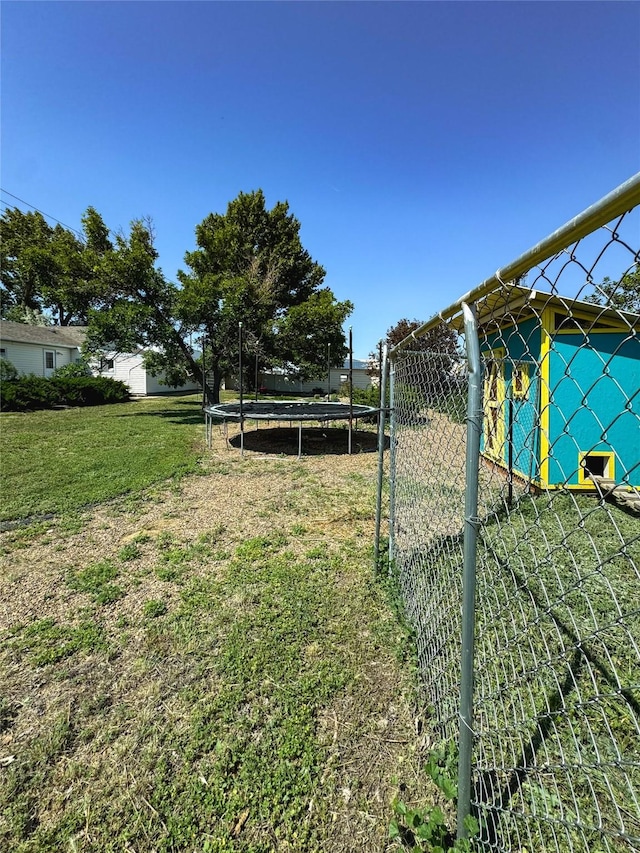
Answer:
[{"xmin": 2, "ymin": 1, "xmax": 639, "ymax": 357}]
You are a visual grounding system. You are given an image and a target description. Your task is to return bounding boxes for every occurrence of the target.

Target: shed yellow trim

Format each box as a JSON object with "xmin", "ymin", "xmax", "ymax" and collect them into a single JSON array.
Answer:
[{"xmin": 539, "ymin": 308, "xmax": 553, "ymax": 487}]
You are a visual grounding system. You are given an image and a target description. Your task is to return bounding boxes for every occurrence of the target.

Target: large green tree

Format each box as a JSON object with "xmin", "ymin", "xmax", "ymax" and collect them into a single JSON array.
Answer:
[
  {"xmin": 1, "ymin": 208, "xmax": 56, "ymax": 319},
  {"xmin": 82, "ymin": 191, "xmax": 351, "ymax": 402},
  {"xmin": 83, "ymin": 213, "xmax": 202, "ymax": 389},
  {"xmin": 0, "ymin": 206, "xmax": 107, "ymax": 325},
  {"xmin": 177, "ymin": 190, "xmax": 352, "ymax": 401}
]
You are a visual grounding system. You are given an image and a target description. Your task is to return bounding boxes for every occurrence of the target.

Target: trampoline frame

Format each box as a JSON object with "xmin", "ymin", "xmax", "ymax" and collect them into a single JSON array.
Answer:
[{"xmin": 203, "ymin": 400, "xmax": 380, "ymax": 459}]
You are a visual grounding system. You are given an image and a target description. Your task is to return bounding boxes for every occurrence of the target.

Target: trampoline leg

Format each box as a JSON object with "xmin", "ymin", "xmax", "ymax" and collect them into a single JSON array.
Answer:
[
  {"xmin": 241, "ymin": 422, "xmax": 244, "ymax": 457},
  {"xmin": 298, "ymin": 422, "xmax": 302, "ymax": 460}
]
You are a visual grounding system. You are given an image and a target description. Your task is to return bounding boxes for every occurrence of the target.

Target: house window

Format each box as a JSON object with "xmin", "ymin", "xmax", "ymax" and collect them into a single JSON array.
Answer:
[
  {"xmin": 45, "ymin": 351, "xmax": 55, "ymax": 369},
  {"xmin": 512, "ymin": 363, "xmax": 530, "ymax": 399},
  {"xmin": 104, "ymin": 358, "xmax": 114, "ymax": 371}
]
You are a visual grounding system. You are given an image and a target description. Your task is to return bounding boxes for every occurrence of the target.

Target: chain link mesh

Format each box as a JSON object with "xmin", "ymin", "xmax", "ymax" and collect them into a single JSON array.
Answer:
[{"xmin": 388, "ymin": 199, "xmax": 639, "ymax": 851}]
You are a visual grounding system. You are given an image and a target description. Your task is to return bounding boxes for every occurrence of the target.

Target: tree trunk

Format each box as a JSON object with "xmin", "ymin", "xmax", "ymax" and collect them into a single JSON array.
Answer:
[{"xmin": 210, "ymin": 361, "xmax": 223, "ymax": 405}]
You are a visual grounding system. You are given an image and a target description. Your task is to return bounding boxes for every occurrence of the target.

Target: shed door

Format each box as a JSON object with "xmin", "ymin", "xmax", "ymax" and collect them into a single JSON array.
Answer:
[
  {"xmin": 43, "ymin": 349, "xmax": 56, "ymax": 378},
  {"xmin": 483, "ymin": 354, "xmax": 505, "ymax": 460}
]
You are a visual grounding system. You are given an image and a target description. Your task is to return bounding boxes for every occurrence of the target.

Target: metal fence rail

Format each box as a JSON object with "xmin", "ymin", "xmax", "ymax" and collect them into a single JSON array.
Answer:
[{"xmin": 380, "ymin": 174, "xmax": 640, "ymax": 852}]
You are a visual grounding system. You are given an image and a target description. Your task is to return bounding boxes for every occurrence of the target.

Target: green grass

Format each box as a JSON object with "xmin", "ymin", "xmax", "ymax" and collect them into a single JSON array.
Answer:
[
  {"xmin": 66, "ymin": 560, "xmax": 125, "ymax": 605},
  {"xmin": 0, "ymin": 414, "xmax": 424, "ymax": 852},
  {"xmin": 0, "ymin": 394, "xmax": 205, "ymax": 522},
  {"xmin": 1, "ymin": 534, "xmax": 418, "ymax": 852},
  {"xmin": 8, "ymin": 616, "xmax": 106, "ymax": 666},
  {"xmin": 406, "ymin": 490, "xmax": 640, "ymax": 851}
]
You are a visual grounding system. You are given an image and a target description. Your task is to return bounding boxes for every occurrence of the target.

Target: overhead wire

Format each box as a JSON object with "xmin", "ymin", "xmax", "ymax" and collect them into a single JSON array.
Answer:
[{"xmin": 0, "ymin": 188, "xmax": 84, "ymax": 239}]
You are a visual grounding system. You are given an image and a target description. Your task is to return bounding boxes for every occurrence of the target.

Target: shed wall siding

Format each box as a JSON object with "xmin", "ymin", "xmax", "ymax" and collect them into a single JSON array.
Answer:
[
  {"xmin": 261, "ymin": 368, "xmax": 371, "ymax": 394},
  {"xmin": 99, "ymin": 353, "xmax": 200, "ymax": 396},
  {"xmin": 548, "ymin": 334, "xmax": 640, "ymax": 487},
  {"xmin": 100, "ymin": 355, "xmax": 147, "ymax": 395}
]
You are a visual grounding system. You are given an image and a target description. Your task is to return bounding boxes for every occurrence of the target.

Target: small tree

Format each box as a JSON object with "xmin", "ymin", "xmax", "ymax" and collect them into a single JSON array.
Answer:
[
  {"xmin": 370, "ymin": 318, "xmax": 459, "ymax": 367},
  {"xmin": 371, "ymin": 318, "xmax": 461, "ymax": 403},
  {"xmin": 589, "ymin": 263, "xmax": 640, "ymax": 314}
]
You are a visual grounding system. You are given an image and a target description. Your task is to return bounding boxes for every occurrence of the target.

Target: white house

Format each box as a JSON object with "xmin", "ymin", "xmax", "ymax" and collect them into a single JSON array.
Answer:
[
  {"xmin": 0, "ymin": 321, "xmax": 201, "ymax": 396},
  {"xmin": 255, "ymin": 359, "xmax": 372, "ymax": 395},
  {"xmin": 0, "ymin": 321, "xmax": 86, "ymax": 377}
]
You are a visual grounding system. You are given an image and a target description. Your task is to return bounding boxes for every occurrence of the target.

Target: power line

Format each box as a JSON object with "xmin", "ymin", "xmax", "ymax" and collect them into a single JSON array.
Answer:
[{"xmin": 0, "ymin": 188, "xmax": 84, "ymax": 238}]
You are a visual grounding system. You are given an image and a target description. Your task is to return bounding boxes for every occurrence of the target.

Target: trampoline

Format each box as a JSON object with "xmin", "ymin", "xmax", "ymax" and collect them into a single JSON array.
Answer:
[{"xmin": 204, "ymin": 400, "xmax": 380, "ymax": 458}]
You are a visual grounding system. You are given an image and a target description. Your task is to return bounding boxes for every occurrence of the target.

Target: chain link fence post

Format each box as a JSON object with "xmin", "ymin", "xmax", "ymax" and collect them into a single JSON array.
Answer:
[
  {"xmin": 457, "ymin": 302, "xmax": 483, "ymax": 841},
  {"xmin": 388, "ymin": 355, "xmax": 397, "ymax": 565},
  {"xmin": 374, "ymin": 344, "xmax": 389, "ymax": 572}
]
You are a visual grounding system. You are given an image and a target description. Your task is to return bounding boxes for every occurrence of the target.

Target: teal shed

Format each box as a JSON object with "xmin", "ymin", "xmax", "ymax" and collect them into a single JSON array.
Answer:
[{"xmin": 472, "ymin": 287, "xmax": 639, "ymax": 493}]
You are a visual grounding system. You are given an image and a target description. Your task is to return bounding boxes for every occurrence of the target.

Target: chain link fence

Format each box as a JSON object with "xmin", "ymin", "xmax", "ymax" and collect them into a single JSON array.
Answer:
[{"xmin": 381, "ymin": 175, "xmax": 640, "ymax": 852}]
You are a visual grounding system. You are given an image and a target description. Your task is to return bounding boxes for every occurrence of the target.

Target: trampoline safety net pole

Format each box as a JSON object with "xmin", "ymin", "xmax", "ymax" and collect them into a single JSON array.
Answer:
[
  {"xmin": 239, "ymin": 322, "xmax": 244, "ymax": 457},
  {"xmin": 348, "ymin": 326, "xmax": 353, "ymax": 455}
]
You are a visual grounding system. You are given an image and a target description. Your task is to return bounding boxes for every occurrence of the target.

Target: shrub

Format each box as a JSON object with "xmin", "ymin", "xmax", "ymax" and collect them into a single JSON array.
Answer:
[
  {"xmin": 0, "ymin": 374, "xmax": 129, "ymax": 412},
  {"xmin": 52, "ymin": 360, "xmax": 92, "ymax": 379},
  {"xmin": 51, "ymin": 375, "xmax": 129, "ymax": 407},
  {"xmin": 0, "ymin": 375, "xmax": 60, "ymax": 411},
  {"xmin": 0, "ymin": 358, "xmax": 18, "ymax": 381},
  {"xmin": 352, "ymin": 385, "xmax": 384, "ymax": 407}
]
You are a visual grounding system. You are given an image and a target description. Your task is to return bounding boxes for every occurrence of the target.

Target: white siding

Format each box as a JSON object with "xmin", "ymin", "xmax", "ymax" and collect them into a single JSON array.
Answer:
[
  {"xmin": 99, "ymin": 352, "xmax": 200, "ymax": 396},
  {"xmin": 144, "ymin": 371, "xmax": 200, "ymax": 395},
  {"xmin": 2, "ymin": 341, "xmax": 76, "ymax": 377},
  {"xmin": 103, "ymin": 354, "xmax": 147, "ymax": 395},
  {"xmin": 260, "ymin": 367, "xmax": 371, "ymax": 395}
]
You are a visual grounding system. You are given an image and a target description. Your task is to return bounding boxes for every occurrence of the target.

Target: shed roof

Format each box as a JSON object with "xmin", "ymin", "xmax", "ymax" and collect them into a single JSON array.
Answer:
[
  {"xmin": 0, "ymin": 321, "xmax": 88, "ymax": 348},
  {"xmin": 454, "ymin": 285, "xmax": 640, "ymax": 333}
]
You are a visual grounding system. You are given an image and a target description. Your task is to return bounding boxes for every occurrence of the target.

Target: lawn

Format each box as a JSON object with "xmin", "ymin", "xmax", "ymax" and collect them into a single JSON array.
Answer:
[
  {"xmin": 0, "ymin": 396, "xmax": 431, "ymax": 852},
  {"xmin": 0, "ymin": 394, "xmax": 207, "ymax": 523},
  {"xmin": 395, "ymin": 468, "xmax": 640, "ymax": 851}
]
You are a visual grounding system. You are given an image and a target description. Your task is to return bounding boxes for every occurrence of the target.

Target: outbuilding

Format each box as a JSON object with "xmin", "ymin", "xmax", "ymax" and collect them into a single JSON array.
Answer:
[{"xmin": 474, "ymin": 286, "xmax": 639, "ymax": 492}]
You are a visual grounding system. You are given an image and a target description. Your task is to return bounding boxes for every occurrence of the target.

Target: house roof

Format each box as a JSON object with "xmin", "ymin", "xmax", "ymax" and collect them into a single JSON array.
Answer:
[{"xmin": 0, "ymin": 321, "xmax": 88, "ymax": 348}]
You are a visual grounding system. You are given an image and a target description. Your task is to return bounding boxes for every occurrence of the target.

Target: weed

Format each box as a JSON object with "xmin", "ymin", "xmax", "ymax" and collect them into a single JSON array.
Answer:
[
  {"xmin": 9, "ymin": 617, "xmax": 105, "ymax": 666},
  {"xmin": 154, "ymin": 538, "xmax": 215, "ymax": 583},
  {"xmin": 117, "ymin": 542, "xmax": 141, "ymax": 562},
  {"xmin": 390, "ymin": 743, "xmax": 479, "ymax": 852},
  {"xmin": 234, "ymin": 533, "xmax": 288, "ymax": 562},
  {"xmin": 66, "ymin": 560, "xmax": 124, "ymax": 605},
  {"xmin": 143, "ymin": 599, "xmax": 168, "ymax": 618}
]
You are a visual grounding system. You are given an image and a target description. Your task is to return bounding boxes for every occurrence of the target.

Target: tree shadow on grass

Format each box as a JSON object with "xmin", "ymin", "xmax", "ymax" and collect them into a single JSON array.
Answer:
[{"xmin": 114, "ymin": 407, "xmax": 204, "ymax": 426}]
